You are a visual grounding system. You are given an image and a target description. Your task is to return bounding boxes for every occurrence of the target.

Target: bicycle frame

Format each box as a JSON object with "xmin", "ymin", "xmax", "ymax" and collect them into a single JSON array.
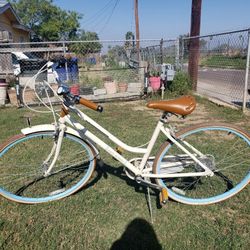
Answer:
[
  {"xmin": 3, "ymin": 61, "xmax": 248, "ymax": 206},
  {"xmin": 33, "ymin": 103, "xmax": 213, "ymax": 180}
]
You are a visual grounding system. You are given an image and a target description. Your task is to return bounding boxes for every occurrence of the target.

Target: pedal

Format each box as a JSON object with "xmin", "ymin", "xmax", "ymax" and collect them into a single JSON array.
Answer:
[
  {"xmin": 116, "ymin": 146, "xmax": 124, "ymax": 155},
  {"xmin": 159, "ymin": 188, "xmax": 168, "ymax": 205},
  {"xmin": 113, "ymin": 147, "xmax": 124, "ymax": 161},
  {"xmin": 135, "ymin": 176, "xmax": 162, "ymax": 191}
]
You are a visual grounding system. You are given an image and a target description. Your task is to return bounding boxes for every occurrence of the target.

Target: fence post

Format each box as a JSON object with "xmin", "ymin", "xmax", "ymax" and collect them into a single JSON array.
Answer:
[
  {"xmin": 160, "ymin": 38, "xmax": 163, "ymax": 64},
  {"xmin": 63, "ymin": 41, "xmax": 69, "ymax": 82},
  {"xmin": 243, "ymin": 30, "xmax": 250, "ymax": 111},
  {"xmin": 153, "ymin": 47, "xmax": 156, "ymax": 66},
  {"xmin": 179, "ymin": 37, "xmax": 184, "ymax": 71},
  {"xmin": 175, "ymin": 38, "xmax": 180, "ymax": 70}
]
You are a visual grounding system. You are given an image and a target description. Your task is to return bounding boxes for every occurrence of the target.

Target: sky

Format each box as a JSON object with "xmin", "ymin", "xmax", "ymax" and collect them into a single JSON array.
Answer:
[{"xmin": 53, "ymin": 0, "xmax": 250, "ymax": 40}]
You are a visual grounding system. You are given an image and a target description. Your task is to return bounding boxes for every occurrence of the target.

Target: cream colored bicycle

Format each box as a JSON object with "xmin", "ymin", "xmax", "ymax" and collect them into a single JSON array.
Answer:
[{"xmin": 0, "ymin": 63, "xmax": 249, "ymax": 205}]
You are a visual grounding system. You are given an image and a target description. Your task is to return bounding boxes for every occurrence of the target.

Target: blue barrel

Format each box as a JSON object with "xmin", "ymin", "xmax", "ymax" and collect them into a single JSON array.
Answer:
[
  {"xmin": 69, "ymin": 57, "xmax": 79, "ymax": 83},
  {"xmin": 55, "ymin": 67, "xmax": 67, "ymax": 82},
  {"xmin": 54, "ymin": 57, "xmax": 79, "ymax": 83},
  {"xmin": 54, "ymin": 58, "xmax": 67, "ymax": 82}
]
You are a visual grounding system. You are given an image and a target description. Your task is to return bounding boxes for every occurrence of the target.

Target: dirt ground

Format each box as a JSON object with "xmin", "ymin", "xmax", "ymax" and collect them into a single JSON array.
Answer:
[{"xmin": 122, "ymin": 99, "xmax": 213, "ymax": 125}]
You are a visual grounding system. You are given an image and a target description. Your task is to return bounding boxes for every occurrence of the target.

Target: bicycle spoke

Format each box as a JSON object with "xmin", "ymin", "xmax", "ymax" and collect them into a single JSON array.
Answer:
[
  {"xmin": 0, "ymin": 132, "xmax": 96, "ymax": 202},
  {"xmin": 216, "ymin": 146, "xmax": 249, "ymax": 165},
  {"xmin": 155, "ymin": 124, "xmax": 250, "ymax": 204},
  {"xmin": 215, "ymin": 159, "xmax": 250, "ymax": 172}
]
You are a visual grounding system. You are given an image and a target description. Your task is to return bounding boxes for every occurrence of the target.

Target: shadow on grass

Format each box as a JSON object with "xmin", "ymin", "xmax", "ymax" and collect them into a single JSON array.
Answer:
[
  {"xmin": 81, "ymin": 160, "xmax": 149, "ymax": 194},
  {"xmin": 110, "ymin": 218, "xmax": 162, "ymax": 250},
  {"xmin": 97, "ymin": 161, "xmax": 147, "ymax": 193},
  {"xmin": 84, "ymin": 160, "xmax": 175, "ymax": 210},
  {"xmin": 232, "ymin": 101, "xmax": 250, "ymax": 108}
]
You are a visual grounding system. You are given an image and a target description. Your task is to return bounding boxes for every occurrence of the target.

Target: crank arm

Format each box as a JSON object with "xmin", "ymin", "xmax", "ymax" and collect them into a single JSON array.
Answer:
[
  {"xmin": 135, "ymin": 176, "xmax": 162, "ymax": 191},
  {"xmin": 135, "ymin": 176, "xmax": 169, "ymax": 205}
]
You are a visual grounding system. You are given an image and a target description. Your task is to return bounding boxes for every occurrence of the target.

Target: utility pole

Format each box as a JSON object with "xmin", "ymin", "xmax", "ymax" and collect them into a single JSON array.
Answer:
[
  {"xmin": 134, "ymin": 0, "xmax": 140, "ymax": 61},
  {"xmin": 188, "ymin": 0, "xmax": 202, "ymax": 90}
]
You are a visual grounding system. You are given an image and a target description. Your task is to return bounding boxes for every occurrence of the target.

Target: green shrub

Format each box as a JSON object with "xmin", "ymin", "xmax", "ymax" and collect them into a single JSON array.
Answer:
[
  {"xmin": 168, "ymin": 71, "xmax": 192, "ymax": 95},
  {"xmin": 79, "ymin": 74, "xmax": 103, "ymax": 88},
  {"xmin": 109, "ymin": 68, "xmax": 138, "ymax": 83}
]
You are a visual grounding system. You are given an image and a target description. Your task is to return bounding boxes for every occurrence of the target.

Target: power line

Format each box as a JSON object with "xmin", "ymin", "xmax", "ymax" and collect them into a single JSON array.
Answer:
[
  {"xmin": 54, "ymin": 0, "xmax": 120, "ymax": 36},
  {"xmin": 84, "ymin": 11, "xmax": 113, "ymax": 32},
  {"xmin": 54, "ymin": 0, "xmax": 116, "ymax": 32},
  {"xmin": 98, "ymin": 0, "xmax": 120, "ymax": 34},
  {"xmin": 82, "ymin": 0, "xmax": 120, "ymax": 35},
  {"xmin": 81, "ymin": 0, "xmax": 114, "ymax": 25}
]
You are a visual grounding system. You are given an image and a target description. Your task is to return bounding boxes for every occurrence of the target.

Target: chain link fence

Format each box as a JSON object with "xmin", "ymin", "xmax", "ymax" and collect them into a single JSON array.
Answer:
[
  {"xmin": 0, "ymin": 28, "xmax": 250, "ymax": 109},
  {"xmin": 0, "ymin": 40, "xmax": 151, "ymax": 105},
  {"xmin": 140, "ymin": 39, "xmax": 179, "ymax": 69},
  {"xmin": 181, "ymin": 28, "xmax": 250, "ymax": 109}
]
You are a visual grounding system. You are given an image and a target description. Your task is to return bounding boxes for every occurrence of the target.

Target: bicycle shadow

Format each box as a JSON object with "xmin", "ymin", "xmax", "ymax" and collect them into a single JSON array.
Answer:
[
  {"xmin": 95, "ymin": 160, "xmax": 147, "ymax": 193},
  {"xmin": 110, "ymin": 218, "xmax": 162, "ymax": 250},
  {"xmin": 84, "ymin": 160, "xmax": 141, "ymax": 191},
  {"xmin": 85, "ymin": 160, "xmax": 166, "ymax": 209}
]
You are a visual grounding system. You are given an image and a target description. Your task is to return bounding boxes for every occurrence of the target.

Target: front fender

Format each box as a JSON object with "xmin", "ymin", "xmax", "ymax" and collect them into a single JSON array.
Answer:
[
  {"xmin": 21, "ymin": 124, "xmax": 82, "ymax": 138},
  {"xmin": 21, "ymin": 124, "xmax": 100, "ymax": 156}
]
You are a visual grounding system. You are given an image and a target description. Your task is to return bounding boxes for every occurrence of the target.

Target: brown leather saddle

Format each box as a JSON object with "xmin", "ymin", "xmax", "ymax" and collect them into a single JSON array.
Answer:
[{"xmin": 147, "ymin": 95, "xmax": 196, "ymax": 116}]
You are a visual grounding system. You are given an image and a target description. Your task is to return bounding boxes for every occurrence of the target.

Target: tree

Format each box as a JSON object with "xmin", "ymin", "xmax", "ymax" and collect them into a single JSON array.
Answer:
[
  {"xmin": 69, "ymin": 30, "xmax": 102, "ymax": 56},
  {"xmin": 10, "ymin": 0, "xmax": 82, "ymax": 41},
  {"xmin": 105, "ymin": 45, "xmax": 127, "ymax": 67},
  {"xmin": 179, "ymin": 33, "xmax": 190, "ymax": 61},
  {"xmin": 179, "ymin": 33, "xmax": 206, "ymax": 56},
  {"xmin": 125, "ymin": 31, "xmax": 135, "ymax": 49}
]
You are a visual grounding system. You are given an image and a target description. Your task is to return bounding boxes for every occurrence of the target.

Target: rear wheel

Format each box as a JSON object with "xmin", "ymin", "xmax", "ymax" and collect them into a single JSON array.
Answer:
[
  {"xmin": 153, "ymin": 123, "xmax": 250, "ymax": 205},
  {"xmin": 0, "ymin": 132, "xmax": 96, "ymax": 204}
]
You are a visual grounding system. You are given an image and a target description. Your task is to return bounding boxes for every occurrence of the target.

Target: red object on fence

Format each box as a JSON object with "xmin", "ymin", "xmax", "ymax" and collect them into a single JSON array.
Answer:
[
  {"xmin": 70, "ymin": 84, "xmax": 80, "ymax": 95},
  {"xmin": 149, "ymin": 77, "xmax": 161, "ymax": 91}
]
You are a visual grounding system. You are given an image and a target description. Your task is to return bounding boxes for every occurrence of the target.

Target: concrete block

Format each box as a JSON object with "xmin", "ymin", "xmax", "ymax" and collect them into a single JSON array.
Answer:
[{"xmin": 93, "ymin": 88, "xmax": 107, "ymax": 96}]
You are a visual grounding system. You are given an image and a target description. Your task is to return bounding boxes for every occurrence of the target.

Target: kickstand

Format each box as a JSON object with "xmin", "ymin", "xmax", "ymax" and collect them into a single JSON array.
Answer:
[{"xmin": 146, "ymin": 186, "xmax": 154, "ymax": 224}]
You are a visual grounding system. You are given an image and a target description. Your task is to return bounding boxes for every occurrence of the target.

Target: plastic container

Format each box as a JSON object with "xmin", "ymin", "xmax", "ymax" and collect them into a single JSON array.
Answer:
[
  {"xmin": 149, "ymin": 77, "xmax": 161, "ymax": 91},
  {"xmin": 118, "ymin": 82, "xmax": 128, "ymax": 93},
  {"xmin": 0, "ymin": 80, "xmax": 8, "ymax": 105},
  {"xmin": 54, "ymin": 57, "xmax": 79, "ymax": 83},
  {"xmin": 70, "ymin": 84, "xmax": 80, "ymax": 96},
  {"xmin": 69, "ymin": 57, "xmax": 79, "ymax": 83},
  {"xmin": 104, "ymin": 81, "xmax": 117, "ymax": 94},
  {"xmin": 55, "ymin": 67, "xmax": 67, "ymax": 82}
]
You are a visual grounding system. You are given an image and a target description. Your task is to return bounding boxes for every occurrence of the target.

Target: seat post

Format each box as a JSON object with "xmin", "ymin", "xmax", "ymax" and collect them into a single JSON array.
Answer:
[{"xmin": 160, "ymin": 112, "xmax": 170, "ymax": 123}]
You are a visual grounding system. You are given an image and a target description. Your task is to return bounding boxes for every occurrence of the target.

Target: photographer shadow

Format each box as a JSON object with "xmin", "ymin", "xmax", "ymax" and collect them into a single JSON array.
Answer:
[{"xmin": 110, "ymin": 218, "xmax": 162, "ymax": 250}]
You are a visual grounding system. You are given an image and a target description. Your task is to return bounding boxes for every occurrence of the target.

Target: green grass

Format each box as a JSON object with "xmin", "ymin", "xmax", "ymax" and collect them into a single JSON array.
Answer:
[
  {"xmin": 195, "ymin": 95, "xmax": 250, "ymax": 127},
  {"xmin": 0, "ymin": 98, "xmax": 250, "ymax": 250},
  {"xmin": 200, "ymin": 55, "xmax": 246, "ymax": 69}
]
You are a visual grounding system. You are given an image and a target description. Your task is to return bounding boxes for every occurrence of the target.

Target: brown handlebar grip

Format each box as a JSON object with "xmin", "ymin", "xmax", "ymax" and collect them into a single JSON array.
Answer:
[{"xmin": 79, "ymin": 97, "xmax": 103, "ymax": 112}]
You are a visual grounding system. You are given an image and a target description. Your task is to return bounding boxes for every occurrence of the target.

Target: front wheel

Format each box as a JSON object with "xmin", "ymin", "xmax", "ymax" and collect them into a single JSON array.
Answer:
[
  {"xmin": 153, "ymin": 123, "xmax": 250, "ymax": 205},
  {"xmin": 0, "ymin": 131, "xmax": 96, "ymax": 204}
]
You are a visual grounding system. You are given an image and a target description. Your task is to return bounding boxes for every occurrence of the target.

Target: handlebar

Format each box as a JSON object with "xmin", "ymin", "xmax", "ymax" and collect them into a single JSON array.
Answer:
[
  {"xmin": 78, "ymin": 97, "xmax": 103, "ymax": 112},
  {"xmin": 48, "ymin": 62, "xmax": 103, "ymax": 112},
  {"xmin": 58, "ymin": 85, "xmax": 103, "ymax": 112}
]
